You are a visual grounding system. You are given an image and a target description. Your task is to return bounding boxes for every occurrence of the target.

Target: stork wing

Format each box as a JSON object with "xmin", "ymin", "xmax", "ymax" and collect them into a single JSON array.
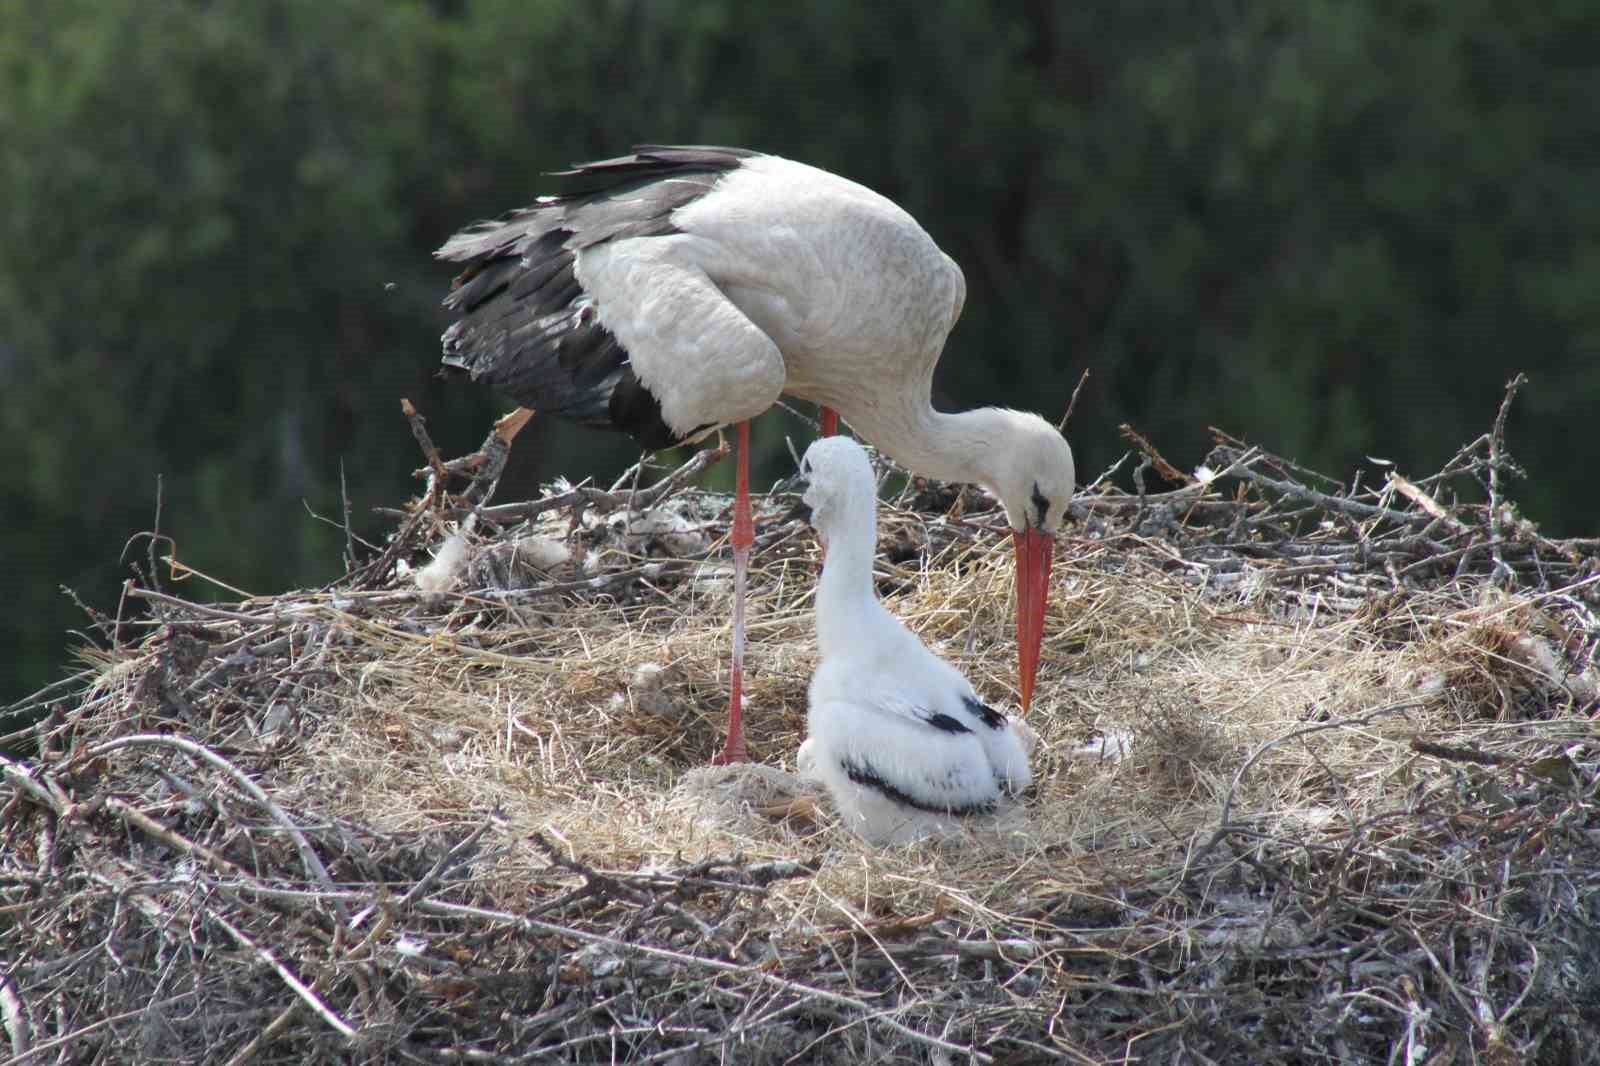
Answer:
[
  {"xmin": 575, "ymin": 237, "xmax": 786, "ymax": 436},
  {"xmin": 436, "ymin": 149, "xmax": 780, "ymax": 445},
  {"xmin": 436, "ymin": 147, "xmax": 754, "ymax": 265},
  {"xmin": 810, "ymin": 692, "xmax": 1005, "ymax": 816}
]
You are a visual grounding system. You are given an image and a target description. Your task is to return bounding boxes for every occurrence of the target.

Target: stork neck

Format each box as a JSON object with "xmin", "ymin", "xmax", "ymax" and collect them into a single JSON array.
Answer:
[
  {"xmin": 814, "ymin": 494, "xmax": 881, "ymax": 654},
  {"xmin": 838, "ymin": 402, "xmax": 999, "ymax": 491}
]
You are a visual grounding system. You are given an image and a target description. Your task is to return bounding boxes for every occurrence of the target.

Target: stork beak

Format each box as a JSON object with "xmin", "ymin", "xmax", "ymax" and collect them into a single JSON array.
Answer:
[{"xmin": 1011, "ymin": 527, "xmax": 1054, "ymax": 712}]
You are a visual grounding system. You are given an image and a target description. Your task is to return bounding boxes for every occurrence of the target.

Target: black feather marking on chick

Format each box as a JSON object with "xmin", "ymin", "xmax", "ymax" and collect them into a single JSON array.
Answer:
[
  {"xmin": 962, "ymin": 696, "xmax": 1008, "ymax": 731},
  {"xmin": 840, "ymin": 755, "xmax": 997, "ymax": 816}
]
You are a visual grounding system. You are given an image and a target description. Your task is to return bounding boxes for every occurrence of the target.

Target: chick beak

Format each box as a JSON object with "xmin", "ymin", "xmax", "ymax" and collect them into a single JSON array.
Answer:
[{"xmin": 1011, "ymin": 527, "xmax": 1054, "ymax": 712}]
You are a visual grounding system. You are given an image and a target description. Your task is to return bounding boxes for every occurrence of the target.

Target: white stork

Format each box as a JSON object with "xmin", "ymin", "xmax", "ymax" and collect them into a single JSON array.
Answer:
[
  {"xmin": 796, "ymin": 436, "xmax": 1034, "ymax": 843},
  {"xmin": 436, "ymin": 146, "xmax": 1075, "ymax": 764}
]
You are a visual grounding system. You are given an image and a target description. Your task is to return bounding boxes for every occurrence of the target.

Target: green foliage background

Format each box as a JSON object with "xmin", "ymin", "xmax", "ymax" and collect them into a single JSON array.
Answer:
[{"xmin": 3, "ymin": 0, "xmax": 1596, "ymax": 701}]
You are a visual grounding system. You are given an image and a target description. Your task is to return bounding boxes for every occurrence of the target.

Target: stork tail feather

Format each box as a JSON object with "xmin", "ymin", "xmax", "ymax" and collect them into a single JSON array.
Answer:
[{"xmin": 436, "ymin": 147, "xmax": 753, "ymax": 447}]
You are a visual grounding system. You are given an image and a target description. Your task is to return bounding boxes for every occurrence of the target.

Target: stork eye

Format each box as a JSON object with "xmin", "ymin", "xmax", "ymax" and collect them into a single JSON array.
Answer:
[
  {"xmin": 800, "ymin": 458, "xmax": 812, "ymax": 478},
  {"xmin": 1030, "ymin": 483, "xmax": 1050, "ymax": 528}
]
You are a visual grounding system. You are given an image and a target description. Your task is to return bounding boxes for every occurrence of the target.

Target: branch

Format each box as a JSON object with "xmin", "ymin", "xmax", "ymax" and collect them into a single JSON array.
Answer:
[
  {"xmin": 401, "ymin": 397, "xmax": 449, "ymax": 499},
  {"xmin": 395, "ymin": 822, "xmax": 491, "ymax": 909},
  {"xmin": 1059, "ymin": 367, "xmax": 1090, "ymax": 432},
  {"xmin": 219, "ymin": 1002, "xmax": 301, "ymax": 1066},
  {"xmin": 73, "ymin": 735, "xmax": 346, "ymax": 922},
  {"xmin": 1120, "ymin": 423, "xmax": 1190, "ymax": 486},
  {"xmin": 1209, "ymin": 447, "xmax": 1439, "ymax": 529},
  {"xmin": 0, "ymin": 971, "xmax": 31, "ymax": 1061},
  {"xmin": 1195, "ymin": 699, "xmax": 1426, "ymax": 866},
  {"xmin": 209, "ymin": 912, "xmax": 356, "ymax": 1040},
  {"xmin": 1409, "ymin": 737, "xmax": 1508, "ymax": 767},
  {"xmin": 1487, "ymin": 373, "xmax": 1528, "ymax": 586},
  {"xmin": 0, "ymin": 997, "xmax": 198, "ymax": 1066},
  {"xmin": 630, "ymin": 445, "xmax": 727, "ymax": 510},
  {"xmin": 123, "ymin": 584, "xmax": 275, "ymax": 627},
  {"xmin": 413, "ymin": 897, "xmax": 992, "ymax": 1063}
]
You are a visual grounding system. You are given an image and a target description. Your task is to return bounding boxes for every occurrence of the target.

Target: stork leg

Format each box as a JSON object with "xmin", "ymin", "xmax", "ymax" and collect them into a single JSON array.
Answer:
[
  {"xmin": 713, "ymin": 420, "xmax": 754, "ymax": 764},
  {"xmin": 813, "ymin": 406, "xmax": 840, "ymax": 562}
]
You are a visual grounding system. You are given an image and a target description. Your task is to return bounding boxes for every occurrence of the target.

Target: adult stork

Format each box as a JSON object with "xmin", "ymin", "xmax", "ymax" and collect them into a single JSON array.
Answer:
[
  {"xmin": 435, "ymin": 146, "xmax": 1075, "ymax": 764},
  {"xmin": 796, "ymin": 436, "xmax": 1034, "ymax": 843}
]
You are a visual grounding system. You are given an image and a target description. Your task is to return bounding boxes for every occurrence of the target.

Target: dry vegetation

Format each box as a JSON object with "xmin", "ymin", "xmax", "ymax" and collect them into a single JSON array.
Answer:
[{"xmin": 3, "ymin": 384, "xmax": 1598, "ymax": 1065}]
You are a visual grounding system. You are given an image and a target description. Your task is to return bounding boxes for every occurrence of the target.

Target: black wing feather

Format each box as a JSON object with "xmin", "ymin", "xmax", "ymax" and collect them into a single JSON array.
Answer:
[{"xmin": 436, "ymin": 146, "xmax": 757, "ymax": 446}]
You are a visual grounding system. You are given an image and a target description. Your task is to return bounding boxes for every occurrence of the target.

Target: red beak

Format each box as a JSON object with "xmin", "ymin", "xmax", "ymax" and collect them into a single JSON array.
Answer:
[{"xmin": 1011, "ymin": 528, "xmax": 1054, "ymax": 712}]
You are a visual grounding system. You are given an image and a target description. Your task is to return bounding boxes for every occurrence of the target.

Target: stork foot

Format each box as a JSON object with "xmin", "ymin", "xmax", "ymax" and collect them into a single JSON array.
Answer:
[{"xmin": 710, "ymin": 735, "xmax": 749, "ymax": 766}]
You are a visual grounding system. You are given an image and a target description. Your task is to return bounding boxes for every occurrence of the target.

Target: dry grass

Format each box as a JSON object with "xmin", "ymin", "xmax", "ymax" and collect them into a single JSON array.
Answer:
[{"xmin": 3, "ymin": 405, "xmax": 1598, "ymax": 1064}]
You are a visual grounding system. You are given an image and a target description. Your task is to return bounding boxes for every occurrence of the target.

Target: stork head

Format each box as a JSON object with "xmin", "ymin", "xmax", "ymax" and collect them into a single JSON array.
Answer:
[
  {"xmin": 974, "ymin": 410, "xmax": 1075, "ymax": 714},
  {"xmin": 798, "ymin": 436, "xmax": 876, "ymax": 538},
  {"xmin": 976, "ymin": 410, "xmax": 1076, "ymax": 538}
]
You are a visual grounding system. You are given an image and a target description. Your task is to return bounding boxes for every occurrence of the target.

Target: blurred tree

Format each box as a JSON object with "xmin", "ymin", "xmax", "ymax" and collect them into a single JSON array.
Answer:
[
  {"xmin": 0, "ymin": 0, "xmax": 447, "ymax": 702},
  {"xmin": 2, "ymin": 0, "xmax": 1596, "ymax": 707}
]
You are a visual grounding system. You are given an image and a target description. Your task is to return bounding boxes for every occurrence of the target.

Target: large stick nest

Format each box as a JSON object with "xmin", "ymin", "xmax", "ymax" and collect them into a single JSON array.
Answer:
[{"xmin": 4, "ymin": 382, "xmax": 1598, "ymax": 1065}]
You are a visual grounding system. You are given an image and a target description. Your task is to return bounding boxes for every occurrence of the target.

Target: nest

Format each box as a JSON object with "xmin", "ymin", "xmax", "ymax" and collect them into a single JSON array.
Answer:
[{"xmin": 4, "ymin": 382, "xmax": 1599, "ymax": 1065}]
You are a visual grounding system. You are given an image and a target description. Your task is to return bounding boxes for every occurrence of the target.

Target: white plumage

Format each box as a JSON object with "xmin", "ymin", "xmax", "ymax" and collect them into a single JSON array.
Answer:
[
  {"xmin": 796, "ymin": 436, "xmax": 1034, "ymax": 844},
  {"xmin": 437, "ymin": 147, "xmax": 1074, "ymax": 764}
]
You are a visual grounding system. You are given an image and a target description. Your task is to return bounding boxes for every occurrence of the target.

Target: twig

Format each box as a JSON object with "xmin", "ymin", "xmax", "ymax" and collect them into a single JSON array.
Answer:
[
  {"xmin": 56, "ymin": 585, "xmax": 115, "ymax": 642},
  {"xmin": 1409, "ymin": 738, "xmax": 1507, "ymax": 767},
  {"xmin": 460, "ymin": 562, "xmax": 690, "ymax": 607},
  {"xmin": 351, "ymin": 503, "xmax": 432, "ymax": 590},
  {"xmin": 1487, "ymin": 374, "xmax": 1527, "ymax": 586},
  {"xmin": 631, "ymin": 445, "xmax": 727, "ymax": 510},
  {"xmin": 434, "ymin": 446, "xmax": 727, "ymax": 527},
  {"xmin": 401, "ymin": 398, "xmax": 450, "ymax": 502},
  {"xmin": 413, "ymin": 897, "xmax": 993, "ymax": 1064},
  {"xmin": 734, "ymin": 859, "xmax": 818, "ymax": 887},
  {"xmin": 0, "ymin": 996, "xmax": 198, "ymax": 1066},
  {"xmin": 123, "ymin": 584, "xmax": 275, "ymax": 627},
  {"xmin": 339, "ymin": 459, "xmax": 356, "ymax": 572},
  {"xmin": 73, "ymin": 734, "xmax": 346, "ymax": 922},
  {"xmin": 526, "ymin": 831, "xmax": 653, "ymax": 917},
  {"xmin": 0, "ymin": 755, "xmax": 68, "ymax": 814},
  {"xmin": 1120, "ymin": 424, "xmax": 1190, "ymax": 485},
  {"xmin": 0, "ymin": 970, "xmax": 31, "ymax": 1060},
  {"xmin": 1209, "ymin": 448, "xmax": 1439, "ymax": 529},
  {"xmin": 0, "ymin": 668, "xmax": 100, "ymax": 725},
  {"xmin": 395, "ymin": 822, "xmax": 491, "ymax": 909},
  {"xmin": 347, "ymin": 398, "xmax": 456, "ymax": 589},
  {"xmin": 219, "ymin": 1001, "xmax": 300, "ymax": 1066},
  {"xmin": 1059, "ymin": 367, "xmax": 1090, "ymax": 432},
  {"xmin": 209, "ymin": 912, "xmax": 357, "ymax": 1040},
  {"xmin": 101, "ymin": 796, "xmax": 250, "ymax": 877},
  {"xmin": 150, "ymin": 474, "xmax": 164, "ymax": 593},
  {"xmin": 1386, "ymin": 474, "xmax": 1471, "ymax": 537},
  {"xmin": 459, "ymin": 487, "xmax": 605, "ymax": 525},
  {"xmin": 1196, "ymin": 699, "xmax": 1425, "ymax": 866}
]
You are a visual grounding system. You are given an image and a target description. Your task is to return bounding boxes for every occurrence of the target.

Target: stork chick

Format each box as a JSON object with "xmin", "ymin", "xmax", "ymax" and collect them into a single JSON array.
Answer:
[{"xmin": 797, "ymin": 437, "xmax": 1034, "ymax": 844}]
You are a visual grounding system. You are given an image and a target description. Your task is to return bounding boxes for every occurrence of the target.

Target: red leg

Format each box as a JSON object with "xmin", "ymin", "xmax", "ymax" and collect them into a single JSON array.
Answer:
[
  {"xmin": 813, "ymin": 406, "xmax": 840, "ymax": 564},
  {"xmin": 713, "ymin": 421, "xmax": 754, "ymax": 764}
]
